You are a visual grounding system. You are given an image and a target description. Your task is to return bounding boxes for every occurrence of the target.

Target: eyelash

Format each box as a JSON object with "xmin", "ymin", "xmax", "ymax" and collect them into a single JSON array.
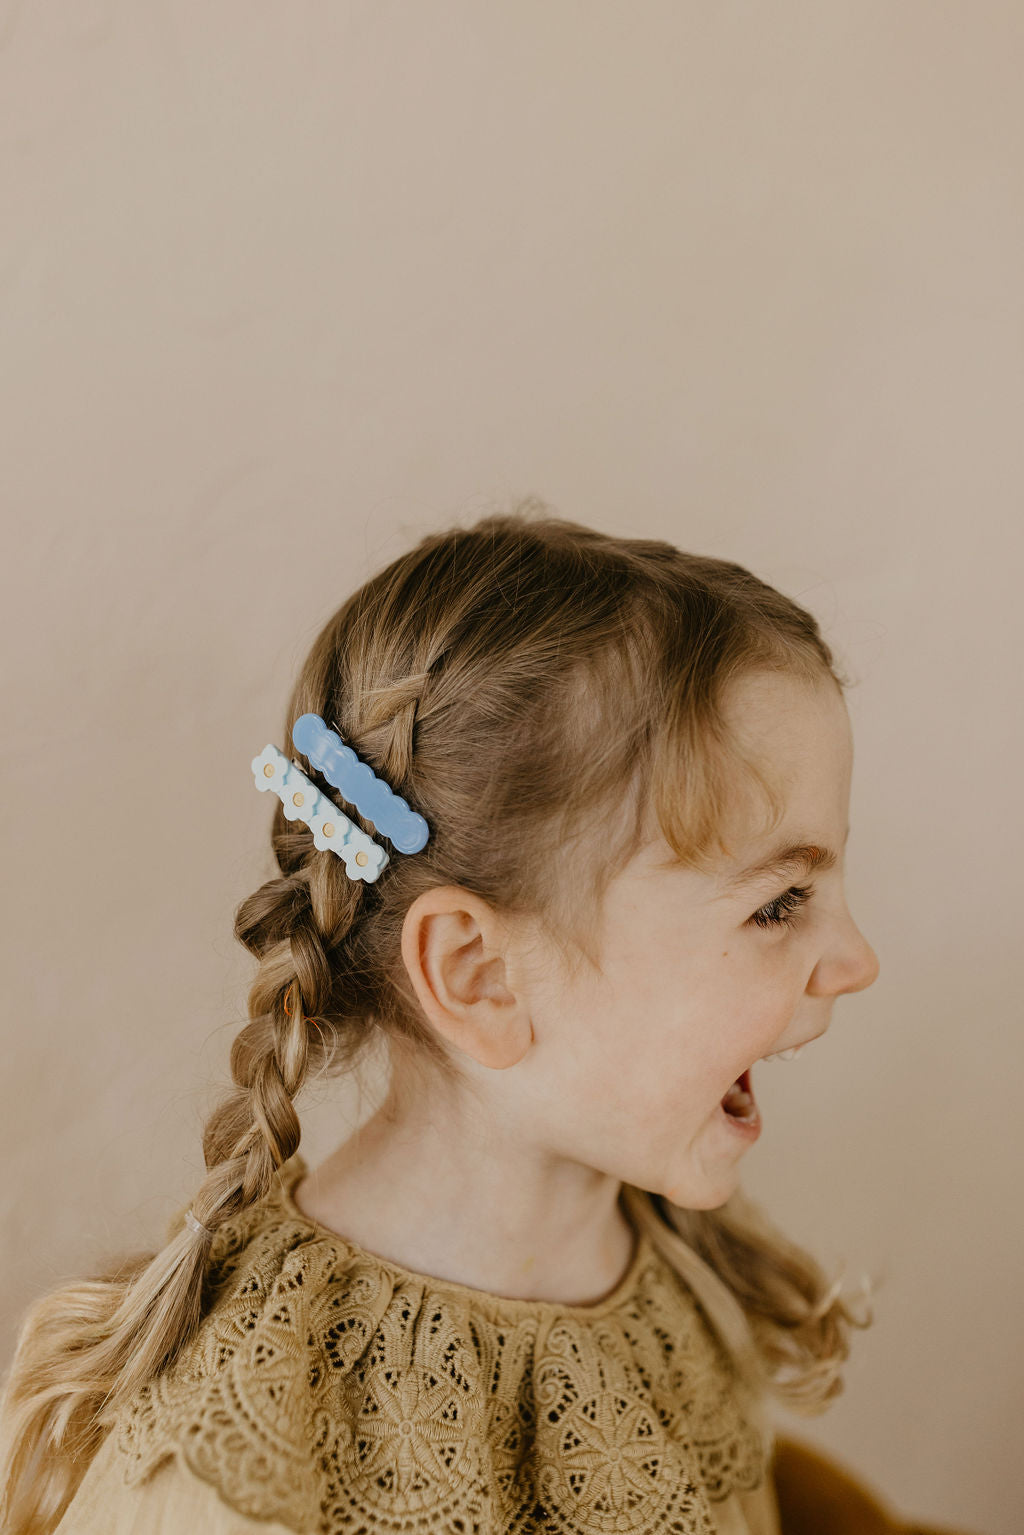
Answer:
[{"xmin": 748, "ymin": 883, "xmax": 814, "ymax": 931}]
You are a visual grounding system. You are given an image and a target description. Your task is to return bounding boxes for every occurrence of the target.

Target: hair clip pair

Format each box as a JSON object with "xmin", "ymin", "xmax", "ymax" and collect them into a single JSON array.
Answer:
[{"xmin": 251, "ymin": 712, "xmax": 429, "ymax": 884}]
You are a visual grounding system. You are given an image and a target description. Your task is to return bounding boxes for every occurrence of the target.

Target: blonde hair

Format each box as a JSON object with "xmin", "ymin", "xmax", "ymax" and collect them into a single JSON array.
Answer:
[{"xmin": 0, "ymin": 503, "xmax": 875, "ymax": 1532}]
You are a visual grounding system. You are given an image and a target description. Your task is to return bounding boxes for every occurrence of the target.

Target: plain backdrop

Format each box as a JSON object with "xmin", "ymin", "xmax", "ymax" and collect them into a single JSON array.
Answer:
[{"xmin": 1, "ymin": 5, "xmax": 1021, "ymax": 1533}]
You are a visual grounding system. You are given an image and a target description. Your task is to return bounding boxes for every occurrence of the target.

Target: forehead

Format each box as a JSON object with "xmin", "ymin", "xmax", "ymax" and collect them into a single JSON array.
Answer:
[
  {"xmin": 631, "ymin": 672, "xmax": 853, "ymax": 891},
  {"xmin": 715, "ymin": 671, "xmax": 853, "ymax": 879},
  {"xmin": 722, "ymin": 671, "xmax": 851, "ymax": 779},
  {"xmin": 726, "ymin": 667, "xmax": 849, "ymax": 739}
]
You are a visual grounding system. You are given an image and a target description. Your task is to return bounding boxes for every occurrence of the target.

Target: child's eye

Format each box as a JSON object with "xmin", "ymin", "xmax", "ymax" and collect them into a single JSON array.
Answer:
[{"xmin": 748, "ymin": 883, "xmax": 814, "ymax": 931}]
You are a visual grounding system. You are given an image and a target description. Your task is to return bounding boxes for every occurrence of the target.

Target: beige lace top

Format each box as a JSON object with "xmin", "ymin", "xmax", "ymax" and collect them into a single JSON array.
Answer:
[{"xmin": 56, "ymin": 1152, "xmax": 781, "ymax": 1535}]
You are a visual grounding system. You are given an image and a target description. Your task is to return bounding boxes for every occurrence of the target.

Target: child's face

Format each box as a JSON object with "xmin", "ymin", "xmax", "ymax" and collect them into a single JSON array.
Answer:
[{"xmin": 511, "ymin": 669, "xmax": 880, "ymax": 1211}]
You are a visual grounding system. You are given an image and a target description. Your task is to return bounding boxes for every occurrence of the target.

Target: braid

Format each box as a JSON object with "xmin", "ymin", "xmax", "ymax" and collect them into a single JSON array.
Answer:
[
  {"xmin": 193, "ymin": 811, "xmax": 366, "ymax": 1233},
  {"xmin": 360, "ymin": 681, "xmax": 423, "ymax": 785}
]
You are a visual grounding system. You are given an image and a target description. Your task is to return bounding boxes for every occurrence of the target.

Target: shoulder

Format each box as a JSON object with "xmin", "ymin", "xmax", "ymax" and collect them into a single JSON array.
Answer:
[
  {"xmin": 54, "ymin": 1430, "xmax": 297, "ymax": 1535},
  {"xmin": 98, "ymin": 1152, "xmax": 775, "ymax": 1533}
]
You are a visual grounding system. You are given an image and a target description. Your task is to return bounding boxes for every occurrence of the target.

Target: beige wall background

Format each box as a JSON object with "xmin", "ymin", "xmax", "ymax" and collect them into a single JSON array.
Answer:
[{"xmin": 2, "ymin": 4, "xmax": 1021, "ymax": 1532}]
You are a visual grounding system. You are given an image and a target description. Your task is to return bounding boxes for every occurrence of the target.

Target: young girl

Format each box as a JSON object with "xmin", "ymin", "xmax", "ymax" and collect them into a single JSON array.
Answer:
[{"xmin": 1, "ymin": 507, "xmax": 886, "ymax": 1535}]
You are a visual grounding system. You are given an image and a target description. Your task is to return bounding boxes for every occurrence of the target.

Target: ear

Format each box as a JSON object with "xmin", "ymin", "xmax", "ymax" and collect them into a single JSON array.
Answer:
[{"xmin": 400, "ymin": 886, "xmax": 534, "ymax": 1069}]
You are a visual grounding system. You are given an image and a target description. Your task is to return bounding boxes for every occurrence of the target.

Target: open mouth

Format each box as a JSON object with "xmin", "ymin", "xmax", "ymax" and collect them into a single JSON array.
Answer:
[{"xmin": 720, "ymin": 1066, "xmax": 758, "ymax": 1124}]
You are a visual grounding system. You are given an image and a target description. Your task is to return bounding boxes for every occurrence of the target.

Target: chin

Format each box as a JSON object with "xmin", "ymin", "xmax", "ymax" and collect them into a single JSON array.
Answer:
[{"xmin": 660, "ymin": 1176, "xmax": 736, "ymax": 1213}]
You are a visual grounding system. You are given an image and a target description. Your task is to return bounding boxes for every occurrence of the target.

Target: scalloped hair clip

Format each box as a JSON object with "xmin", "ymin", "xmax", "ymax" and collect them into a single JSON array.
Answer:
[
  {"xmin": 291, "ymin": 713, "xmax": 430, "ymax": 854},
  {"xmin": 251, "ymin": 744, "xmax": 390, "ymax": 883}
]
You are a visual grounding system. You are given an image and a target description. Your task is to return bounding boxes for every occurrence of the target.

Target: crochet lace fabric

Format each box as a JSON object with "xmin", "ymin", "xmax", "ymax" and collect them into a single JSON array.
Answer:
[{"xmin": 107, "ymin": 1152, "xmax": 773, "ymax": 1534}]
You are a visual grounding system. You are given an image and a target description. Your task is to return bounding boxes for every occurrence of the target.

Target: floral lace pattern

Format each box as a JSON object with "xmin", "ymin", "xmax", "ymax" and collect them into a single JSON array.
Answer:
[{"xmin": 108, "ymin": 1153, "xmax": 772, "ymax": 1534}]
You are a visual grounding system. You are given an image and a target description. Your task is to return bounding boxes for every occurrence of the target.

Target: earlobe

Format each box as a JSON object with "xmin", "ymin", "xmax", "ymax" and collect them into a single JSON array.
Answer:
[
  {"xmin": 399, "ymin": 888, "xmax": 534, "ymax": 1070},
  {"xmin": 464, "ymin": 1008, "xmax": 534, "ymax": 1070}
]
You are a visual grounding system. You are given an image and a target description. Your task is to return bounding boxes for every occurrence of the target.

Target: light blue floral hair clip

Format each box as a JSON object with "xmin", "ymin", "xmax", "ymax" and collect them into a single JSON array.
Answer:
[{"xmin": 250, "ymin": 712, "xmax": 430, "ymax": 884}]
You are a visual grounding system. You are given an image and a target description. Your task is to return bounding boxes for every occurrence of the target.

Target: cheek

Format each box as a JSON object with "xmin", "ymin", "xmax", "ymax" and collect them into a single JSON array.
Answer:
[
  {"xmin": 708, "ymin": 1001, "xmax": 789, "ymax": 1083},
  {"xmin": 596, "ymin": 1032, "xmax": 725, "ymax": 1121},
  {"xmin": 581, "ymin": 1070, "xmax": 707, "ymax": 1151}
]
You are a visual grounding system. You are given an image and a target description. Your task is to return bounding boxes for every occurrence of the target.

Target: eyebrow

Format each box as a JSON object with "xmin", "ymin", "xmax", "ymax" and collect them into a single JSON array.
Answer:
[{"xmin": 721, "ymin": 825, "xmax": 849, "ymax": 896}]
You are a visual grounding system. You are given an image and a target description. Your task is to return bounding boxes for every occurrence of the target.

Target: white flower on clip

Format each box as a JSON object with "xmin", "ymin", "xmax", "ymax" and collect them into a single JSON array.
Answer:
[
  {"xmin": 280, "ymin": 766, "xmax": 319, "ymax": 824},
  {"xmin": 341, "ymin": 837, "xmax": 389, "ymax": 883},
  {"xmin": 308, "ymin": 803, "xmax": 353, "ymax": 855},
  {"xmin": 251, "ymin": 743, "xmax": 289, "ymax": 791}
]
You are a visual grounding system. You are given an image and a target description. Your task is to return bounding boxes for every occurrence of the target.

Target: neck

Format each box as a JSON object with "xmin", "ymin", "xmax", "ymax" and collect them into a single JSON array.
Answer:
[{"xmin": 292, "ymin": 1072, "xmax": 637, "ymax": 1306}]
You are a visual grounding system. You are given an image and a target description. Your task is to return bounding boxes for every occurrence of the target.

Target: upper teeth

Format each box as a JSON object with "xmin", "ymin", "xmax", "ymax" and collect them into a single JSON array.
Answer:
[{"xmin": 762, "ymin": 1046, "xmax": 805, "ymax": 1062}]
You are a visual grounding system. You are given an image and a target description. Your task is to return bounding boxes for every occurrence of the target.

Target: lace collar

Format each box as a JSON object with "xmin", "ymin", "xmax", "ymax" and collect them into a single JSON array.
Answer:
[{"xmin": 110, "ymin": 1152, "xmax": 773, "ymax": 1533}]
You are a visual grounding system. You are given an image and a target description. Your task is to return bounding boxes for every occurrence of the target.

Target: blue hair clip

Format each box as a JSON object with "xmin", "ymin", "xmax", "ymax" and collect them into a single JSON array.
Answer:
[
  {"xmin": 251, "ymin": 744, "xmax": 390, "ymax": 883},
  {"xmin": 292, "ymin": 713, "xmax": 430, "ymax": 854},
  {"xmin": 251, "ymin": 713, "xmax": 430, "ymax": 884}
]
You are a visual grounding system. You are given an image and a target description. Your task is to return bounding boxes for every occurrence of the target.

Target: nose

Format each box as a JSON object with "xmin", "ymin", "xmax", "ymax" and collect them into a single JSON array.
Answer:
[
  {"xmin": 847, "ymin": 921, "xmax": 880, "ymax": 993},
  {"xmin": 843, "ymin": 936, "xmax": 880, "ymax": 994},
  {"xmin": 809, "ymin": 919, "xmax": 880, "ymax": 998}
]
